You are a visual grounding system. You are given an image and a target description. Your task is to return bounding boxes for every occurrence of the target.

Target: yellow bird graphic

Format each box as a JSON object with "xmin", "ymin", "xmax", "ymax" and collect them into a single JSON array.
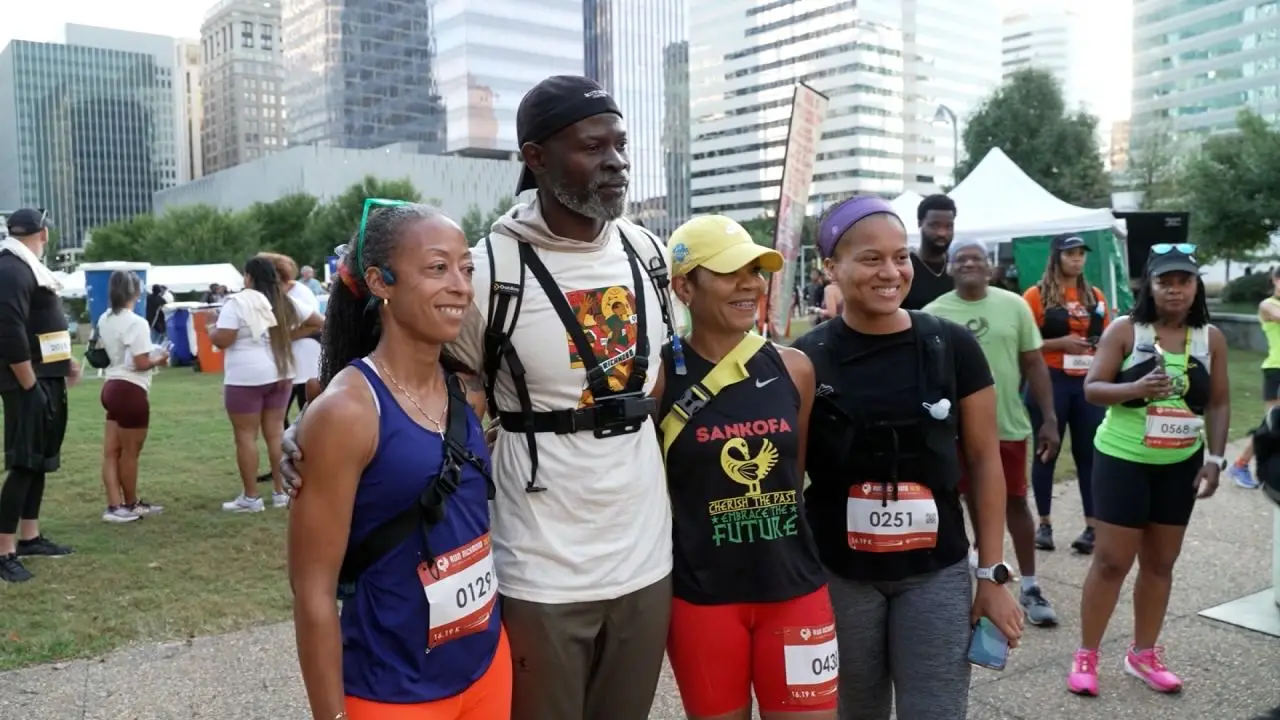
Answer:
[{"xmin": 720, "ymin": 437, "xmax": 779, "ymax": 496}]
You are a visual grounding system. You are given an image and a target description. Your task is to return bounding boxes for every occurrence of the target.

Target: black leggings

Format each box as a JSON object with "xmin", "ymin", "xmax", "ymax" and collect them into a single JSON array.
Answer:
[{"xmin": 0, "ymin": 467, "xmax": 46, "ymax": 534}]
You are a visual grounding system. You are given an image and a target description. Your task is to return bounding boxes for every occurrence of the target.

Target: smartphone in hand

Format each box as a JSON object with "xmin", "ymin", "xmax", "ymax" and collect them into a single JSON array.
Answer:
[{"xmin": 968, "ymin": 618, "xmax": 1009, "ymax": 671}]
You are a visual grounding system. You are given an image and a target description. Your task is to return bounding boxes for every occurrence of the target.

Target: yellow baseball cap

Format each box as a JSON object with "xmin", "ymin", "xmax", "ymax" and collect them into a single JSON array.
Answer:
[{"xmin": 667, "ymin": 214, "xmax": 784, "ymax": 278}]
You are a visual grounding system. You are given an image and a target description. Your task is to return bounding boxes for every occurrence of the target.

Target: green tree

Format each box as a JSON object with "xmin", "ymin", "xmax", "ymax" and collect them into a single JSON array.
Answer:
[
  {"xmin": 460, "ymin": 196, "xmax": 516, "ymax": 247},
  {"xmin": 151, "ymin": 205, "xmax": 261, "ymax": 265},
  {"xmin": 1126, "ymin": 124, "xmax": 1184, "ymax": 210},
  {"xmin": 302, "ymin": 176, "xmax": 425, "ymax": 266},
  {"xmin": 957, "ymin": 68, "xmax": 1111, "ymax": 207},
  {"xmin": 83, "ymin": 214, "xmax": 158, "ymax": 262},
  {"xmin": 248, "ymin": 193, "xmax": 319, "ymax": 266},
  {"xmin": 738, "ymin": 214, "xmax": 818, "ymax": 248},
  {"xmin": 1181, "ymin": 109, "xmax": 1280, "ymax": 264}
]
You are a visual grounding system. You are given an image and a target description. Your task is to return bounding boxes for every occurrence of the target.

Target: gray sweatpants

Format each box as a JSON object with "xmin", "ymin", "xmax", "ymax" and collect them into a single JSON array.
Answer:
[{"xmin": 827, "ymin": 559, "xmax": 973, "ymax": 720}]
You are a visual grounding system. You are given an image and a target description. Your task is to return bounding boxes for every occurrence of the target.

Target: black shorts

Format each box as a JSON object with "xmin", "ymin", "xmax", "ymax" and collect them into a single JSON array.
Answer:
[
  {"xmin": 2, "ymin": 377, "xmax": 69, "ymax": 473},
  {"xmin": 1092, "ymin": 448, "xmax": 1200, "ymax": 528},
  {"xmin": 1264, "ymin": 369, "xmax": 1280, "ymax": 402}
]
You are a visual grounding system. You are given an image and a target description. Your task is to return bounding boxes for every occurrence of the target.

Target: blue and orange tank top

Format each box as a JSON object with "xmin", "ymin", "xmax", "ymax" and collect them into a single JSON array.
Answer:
[{"xmin": 341, "ymin": 359, "xmax": 500, "ymax": 704}]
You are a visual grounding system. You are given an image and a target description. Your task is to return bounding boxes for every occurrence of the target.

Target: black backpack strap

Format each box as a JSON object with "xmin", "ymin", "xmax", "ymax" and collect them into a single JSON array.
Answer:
[
  {"xmin": 618, "ymin": 223, "xmax": 682, "ymax": 373},
  {"xmin": 337, "ymin": 374, "xmax": 488, "ymax": 594},
  {"xmin": 909, "ymin": 310, "xmax": 956, "ymax": 404}
]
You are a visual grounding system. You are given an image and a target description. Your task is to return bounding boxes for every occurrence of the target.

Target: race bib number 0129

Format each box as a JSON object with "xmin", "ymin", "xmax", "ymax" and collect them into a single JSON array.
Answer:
[
  {"xmin": 1143, "ymin": 406, "xmax": 1202, "ymax": 450},
  {"xmin": 782, "ymin": 624, "xmax": 839, "ymax": 705},
  {"xmin": 847, "ymin": 482, "xmax": 939, "ymax": 552},
  {"xmin": 418, "ymin": 533, "xmax": 497, "ymax": 648}
]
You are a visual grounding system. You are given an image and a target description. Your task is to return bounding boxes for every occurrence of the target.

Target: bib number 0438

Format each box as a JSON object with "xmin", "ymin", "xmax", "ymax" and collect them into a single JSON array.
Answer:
[{"xmin": 782, "ymin": 624, "xmax": 839, "ymax": 705}]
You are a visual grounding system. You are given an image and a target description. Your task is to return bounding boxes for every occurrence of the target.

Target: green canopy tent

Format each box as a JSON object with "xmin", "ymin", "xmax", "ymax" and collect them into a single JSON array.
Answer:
[{"xmin": 1011, "ymin": 229, "xmax": 1135, "ymax": 314}]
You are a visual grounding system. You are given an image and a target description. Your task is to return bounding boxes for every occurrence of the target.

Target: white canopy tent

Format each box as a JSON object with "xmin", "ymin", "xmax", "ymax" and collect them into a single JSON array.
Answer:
[
  {"xmin": 890, "ymin": 190, "xmax": 925, "ymax": 225},
  {"xmin": 905, "ymin": 147, "xmax": 1117, "ymax": 244},
  {"xmin": 57, "ymin": 263, "xmax": 245, "ymax": 299}
]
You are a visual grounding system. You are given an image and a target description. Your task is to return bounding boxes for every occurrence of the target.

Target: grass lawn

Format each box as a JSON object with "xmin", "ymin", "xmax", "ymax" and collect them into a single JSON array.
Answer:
[
  {"xmin": 0, "ymin": 358, "xmax": 291, "ymax": 671},
  {"xmin": 0, "ymin": 336, "xmax": 1269, "ymax": 672}
]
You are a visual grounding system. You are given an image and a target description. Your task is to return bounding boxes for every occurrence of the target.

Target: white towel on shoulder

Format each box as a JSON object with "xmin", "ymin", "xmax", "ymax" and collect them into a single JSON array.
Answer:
[
  {"xmin": 226, "ymin": 288, "xmax": 277, "ymax": 339},
  {"xmin": 0, "ymin": 238, "xmax": 61, "ymax": 291}
]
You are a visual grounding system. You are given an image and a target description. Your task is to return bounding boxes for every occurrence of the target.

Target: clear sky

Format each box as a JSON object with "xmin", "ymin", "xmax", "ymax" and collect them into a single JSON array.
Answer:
[{"xmin": 0, "ymin": 0, "xmax": 1134, "ymax": 123}]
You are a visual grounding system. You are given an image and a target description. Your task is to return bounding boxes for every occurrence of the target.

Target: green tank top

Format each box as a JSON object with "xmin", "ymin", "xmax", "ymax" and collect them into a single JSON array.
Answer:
[
  {"xmin": 1094, "ymin": 326, "xmax": 1206, "ymax": 465},
  {"xmin": 1261, "ymin": 298, "xmax": 1280, "ymax": 370}
]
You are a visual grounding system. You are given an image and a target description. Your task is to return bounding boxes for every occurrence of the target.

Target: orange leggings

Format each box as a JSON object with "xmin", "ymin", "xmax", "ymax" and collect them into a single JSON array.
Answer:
[{"xmin": 345, "ymin": 629, "xmax": 512, "ymax": 720}]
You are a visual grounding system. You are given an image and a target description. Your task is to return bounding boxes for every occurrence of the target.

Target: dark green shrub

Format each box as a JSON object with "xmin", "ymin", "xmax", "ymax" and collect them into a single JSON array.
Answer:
[{"xmin": 1221, "ymin": 272, "xmax": 1273, "ymax": 305}]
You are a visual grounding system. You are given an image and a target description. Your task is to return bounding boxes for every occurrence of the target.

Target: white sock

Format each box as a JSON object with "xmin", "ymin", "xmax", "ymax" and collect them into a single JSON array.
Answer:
[{"xmin": 1021, "ymin": 575, "xmax": 1038, "ymax": 592}]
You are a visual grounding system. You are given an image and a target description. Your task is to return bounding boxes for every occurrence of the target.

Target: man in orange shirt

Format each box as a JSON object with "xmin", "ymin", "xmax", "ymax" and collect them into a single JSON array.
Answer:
[{"xmin": 1021, "ymin": 234, "xmax": 1110, "ymax": 555}]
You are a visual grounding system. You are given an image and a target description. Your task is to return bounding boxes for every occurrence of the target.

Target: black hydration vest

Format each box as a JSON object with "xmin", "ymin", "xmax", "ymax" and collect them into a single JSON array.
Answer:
[
  {"xmin": 482, "ymin": 224, "xmax": 677, "ymax": 492},
  {"xmin": 801, "ymin": 311, "xmax": 962, "ymax": 498},
  {"xmin": 1039, "ymin": 286, "xmax": 1105, "ymax": 342},
  {"xmin": 337, "ymin": 374, "xmax": 492, "ymax": 599}
]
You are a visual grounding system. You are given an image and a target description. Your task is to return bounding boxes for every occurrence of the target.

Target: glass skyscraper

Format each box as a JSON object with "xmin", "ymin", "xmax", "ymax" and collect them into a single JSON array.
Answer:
[
  {"xmin": 585, "ymin": 0, "xmax": 691, "ymax": 236},
  {"xmin": 1132, "ymin": 0, "xmax": 1280, "ymax": 140},
  {"xmin": 0, "ymin": 41, "xmax": 165, "ymax": 248},
  {"xmin": 283, "ymin": 0, "xmax": 447, "ymax": 153}
]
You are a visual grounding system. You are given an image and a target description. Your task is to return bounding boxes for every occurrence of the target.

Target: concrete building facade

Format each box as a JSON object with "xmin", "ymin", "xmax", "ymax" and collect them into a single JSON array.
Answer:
[{"xmin": 201, "ymin": 0, "xmax": 287, "ymax": 174}]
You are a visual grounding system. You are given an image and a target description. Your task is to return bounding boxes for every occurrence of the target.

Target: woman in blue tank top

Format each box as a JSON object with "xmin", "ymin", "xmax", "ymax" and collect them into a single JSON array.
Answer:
[{"xmin": 288, "ymin": 202, "xmax": 509, "ymax": 720}]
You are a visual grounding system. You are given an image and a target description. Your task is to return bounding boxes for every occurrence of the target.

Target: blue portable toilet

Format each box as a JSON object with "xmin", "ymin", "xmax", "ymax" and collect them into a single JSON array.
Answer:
[{"xmin": 81, "ymin": 262, "xmax": 151, "ymax": 323}]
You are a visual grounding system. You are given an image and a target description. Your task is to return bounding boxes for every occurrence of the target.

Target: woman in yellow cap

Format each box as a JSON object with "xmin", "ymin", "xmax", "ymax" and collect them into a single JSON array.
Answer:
[{"xmin": 660, "ymin": 215, "xmax": 836, "ymax": 720}]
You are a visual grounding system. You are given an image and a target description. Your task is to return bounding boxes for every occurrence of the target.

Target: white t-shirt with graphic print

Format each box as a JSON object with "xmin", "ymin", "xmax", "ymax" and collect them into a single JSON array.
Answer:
[{"xmin": 451, "ymin": 222, "xmax": 673, "ymax": 605}]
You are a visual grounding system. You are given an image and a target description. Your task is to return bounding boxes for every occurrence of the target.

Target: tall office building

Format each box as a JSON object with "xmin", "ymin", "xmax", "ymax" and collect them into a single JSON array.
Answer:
[
  {"xmin": 178, "ymin": 40, "xmax": 205, "ymax": 181},
  {"xmin": 1002, "ymin": 6, "xmax": 1092, "ymax": 113},
  {"xmin": 1132, "ymin": 0, "xmax": 1280, "ymax": 141},
  {"xmin": 61, "ymin": 25, "xmax": 185, "ymax": 190},
  {"xmin": 883, "ymin": 0, "xmax": 1002, "ymax": 190},
  {"xmin": 283, "ymin": 0, "xmax": 447, "ymax": 153},
  {"xmin": 689, "ymin": 1, "xmax": 907, "ymax": 219},
  {"xmin": 0, "ymin": 41, "xmax": 169, "ymax": 247},
  {"xmin": 201, "ymin": 0, "xmax": 287, "ymax": 174},
  {"xmin": 585, "ymin": 0, "xmax": 690, "ymax": 235},
  {"xmin": 433, "ymin": 0, "xmax": 584, "ymax": 158}
]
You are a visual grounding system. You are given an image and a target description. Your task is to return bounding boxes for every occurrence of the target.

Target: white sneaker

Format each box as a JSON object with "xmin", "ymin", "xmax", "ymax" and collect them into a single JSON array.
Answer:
[
  {"xmin": 221, "ymin": 494, "xmax": 265, "ymax": 513},
  {"xmin": 102, "ymin": 507, "xmax": 140, "ymax": 523},
  {"xmin": 272, "ymin": 492, "xmax": 289, "ymax": 509}
]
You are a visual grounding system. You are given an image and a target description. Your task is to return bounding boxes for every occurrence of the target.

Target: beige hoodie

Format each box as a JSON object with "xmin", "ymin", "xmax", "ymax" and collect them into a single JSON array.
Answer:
[{"xmin": 489, "ymin": 196, "xmax": 624, "ymax": 253}]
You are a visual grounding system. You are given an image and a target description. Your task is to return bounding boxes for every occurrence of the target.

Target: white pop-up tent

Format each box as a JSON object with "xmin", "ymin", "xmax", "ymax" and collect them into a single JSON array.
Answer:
[
  {"xmin": 890, "ymin": 189, "xmax": 925, "ymax": 223},
  {"xmin": 57, "ymin": 263, "xmax": 245, "ymax": 298},
  {"xmin": 906, "ymin": 147, "xmax": 1117, "ymax": 244}
]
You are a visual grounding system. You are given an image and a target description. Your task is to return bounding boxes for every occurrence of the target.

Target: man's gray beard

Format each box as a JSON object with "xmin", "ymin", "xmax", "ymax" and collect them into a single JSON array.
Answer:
[{"xmin": 546, "ymin": 174, "xmax": 626, "ymax": 222}]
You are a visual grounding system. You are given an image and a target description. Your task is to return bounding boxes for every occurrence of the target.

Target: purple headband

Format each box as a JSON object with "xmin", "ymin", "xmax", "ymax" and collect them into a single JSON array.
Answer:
[{"xmin": 817, "ymin": 196, "xmax": 900, "ymax": 258}]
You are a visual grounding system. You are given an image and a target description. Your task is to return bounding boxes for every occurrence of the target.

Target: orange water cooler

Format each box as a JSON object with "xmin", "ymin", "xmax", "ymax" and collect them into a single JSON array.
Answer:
[{"xmin": 192, "ymin": 309, "xmax": 225, "ymax": 374}]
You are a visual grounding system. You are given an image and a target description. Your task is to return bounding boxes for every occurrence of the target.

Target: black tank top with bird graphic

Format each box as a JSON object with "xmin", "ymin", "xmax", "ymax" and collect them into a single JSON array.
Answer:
[{"xmin": 660, "ymin": 341, "xmax": 827, "ymax": 605}]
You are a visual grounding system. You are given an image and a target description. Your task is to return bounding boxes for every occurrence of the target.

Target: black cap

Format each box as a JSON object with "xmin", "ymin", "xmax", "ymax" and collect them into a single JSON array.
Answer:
[
  {"xmin": 515, "ymin": 75, "xmax": 622, "ymax": 194},
  {"xmin": 1148, "ymin": 248, "xmax": 1200, "ymax": 277},
  {"xmin": 1051, "ymin": 234, "xmax": 1091, "ymax": 252},
  {"xmin": 5, "ymin": 208, "xmax": 50, "ymax": 237}
]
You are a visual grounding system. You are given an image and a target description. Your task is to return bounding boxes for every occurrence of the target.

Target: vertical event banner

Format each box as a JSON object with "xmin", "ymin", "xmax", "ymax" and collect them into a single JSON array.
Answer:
[{"xmin": 766, "ymin": 83, "xmax": 829, "ymax": 339}]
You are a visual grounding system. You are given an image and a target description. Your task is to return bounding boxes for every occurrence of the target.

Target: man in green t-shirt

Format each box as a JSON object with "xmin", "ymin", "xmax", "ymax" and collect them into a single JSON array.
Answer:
[{"xmin": 924, "ymin": 238, "xmax": 1062, "ymax": 627}]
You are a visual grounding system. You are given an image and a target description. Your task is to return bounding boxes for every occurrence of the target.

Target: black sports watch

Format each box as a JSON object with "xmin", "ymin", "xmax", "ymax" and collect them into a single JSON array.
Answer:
[{"xmin": 975, "ymin": 562, "xmax": 1014, "ymax": 585}]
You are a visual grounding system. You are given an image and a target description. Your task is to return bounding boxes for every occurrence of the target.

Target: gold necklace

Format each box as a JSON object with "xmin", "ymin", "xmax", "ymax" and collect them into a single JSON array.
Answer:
[{"xmin": 372, "ymin": 356, "xmax": 447, "ymax": 438}]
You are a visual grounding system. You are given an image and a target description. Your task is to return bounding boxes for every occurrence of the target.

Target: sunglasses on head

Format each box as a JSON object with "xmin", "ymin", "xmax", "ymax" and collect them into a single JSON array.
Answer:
[
  {"xmin": 356, "ymin": 198, "xmax": 412, "ymax": 273},
  {"xmin": 1151, "ymin": 243, "xmax": 1196, "ymax": 256}
]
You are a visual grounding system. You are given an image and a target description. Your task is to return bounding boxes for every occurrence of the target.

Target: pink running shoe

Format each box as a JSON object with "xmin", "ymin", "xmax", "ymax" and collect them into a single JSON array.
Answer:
[
  {"xmin": 1124, "ymin": 645, "xmax": 1183, "ymax": 693},
  {"xmin": 1067, "ymin": 648, "xmax": 1100, "ymax": 696}
]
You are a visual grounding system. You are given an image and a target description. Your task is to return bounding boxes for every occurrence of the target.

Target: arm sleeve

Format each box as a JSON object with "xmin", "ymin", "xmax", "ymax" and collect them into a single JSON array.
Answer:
[
  {"xmin": 215, "ymin": 300, "xmax": 241, "ymax": 330},
  {"xmin": 950, "ymin": 322, "xmax": 995, "ymax": 399},
  {"xmin": 0, "ymin": 264, "xmax": 34, "ymax": 364}
]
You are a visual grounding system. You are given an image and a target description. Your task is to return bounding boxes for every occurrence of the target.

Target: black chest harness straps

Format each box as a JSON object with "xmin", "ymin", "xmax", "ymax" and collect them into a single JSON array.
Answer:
[
  {"xmin": 483, "ymin": 225, "xmax": 678, "ymax": 493},
  {"xmin": 337, "ymin": 374, "xmax": 493, "ymax": 600}
]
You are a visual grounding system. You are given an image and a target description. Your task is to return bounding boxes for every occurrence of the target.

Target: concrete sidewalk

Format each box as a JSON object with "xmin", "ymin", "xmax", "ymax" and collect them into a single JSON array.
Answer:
[{"xmin": 3, "ymin": 450, "xmax": 1279, "ymax": 719}]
